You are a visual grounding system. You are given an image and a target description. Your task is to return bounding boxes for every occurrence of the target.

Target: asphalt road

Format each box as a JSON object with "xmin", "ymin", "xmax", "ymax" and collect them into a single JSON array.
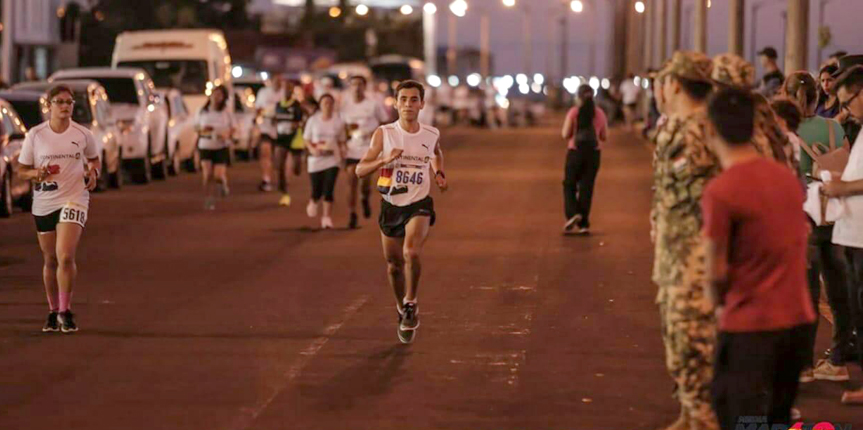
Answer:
[{"xmin": 1, "ymin": 120, "xmax": 860, "ymax": 429}]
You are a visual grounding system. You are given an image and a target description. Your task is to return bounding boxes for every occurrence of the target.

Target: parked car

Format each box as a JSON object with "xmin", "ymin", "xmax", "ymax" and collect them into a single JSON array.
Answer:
[
  {"xmin": 49, "ymin": 68, "xmax": 169, "ymax": 184},
  {"xmin": 156, "ymin": 88, "xmax": 198, "ymax": 173},
  {"xmin": 7, "ymin": 82, "xmax": 123, "ymax": 191},
  {"xmin": 233, "ymin": 87, "xmax": 260, "ymax": 159},
  {"xmin": 0, "ymin": 99, "xmax": 32, "ymax": 217}
]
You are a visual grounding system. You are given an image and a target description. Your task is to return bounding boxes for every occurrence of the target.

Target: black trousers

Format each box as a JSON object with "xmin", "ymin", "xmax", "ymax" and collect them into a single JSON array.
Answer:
[
  {"xmin": 843, "ymin": 246, "xmax": 863, "ymax": 369},
  {"xmin": 563, "ymin": 148, "xmax": 601, "ymax": 228},
  {"xmin": 310, "ymin": 167, "xmax": 339, "ymax": 202},
  {"xmin": 805, "ymin": 224, "xmax": 854, "ymax": 365},
  {"xmin": 711, "ymin": 324, "xmax": 811, "ymax": 430}
]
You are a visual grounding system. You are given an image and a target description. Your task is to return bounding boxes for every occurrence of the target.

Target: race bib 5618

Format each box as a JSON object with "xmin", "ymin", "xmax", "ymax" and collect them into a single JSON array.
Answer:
[{"xmin": 59, "ymin": 202, "xmax": 87, "ymax": 228}]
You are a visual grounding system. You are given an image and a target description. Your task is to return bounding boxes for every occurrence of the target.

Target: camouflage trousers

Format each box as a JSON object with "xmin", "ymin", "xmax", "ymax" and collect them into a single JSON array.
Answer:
[{"xmin": 658, "ymin": 298, "xmax": 719, "ymax": 430}]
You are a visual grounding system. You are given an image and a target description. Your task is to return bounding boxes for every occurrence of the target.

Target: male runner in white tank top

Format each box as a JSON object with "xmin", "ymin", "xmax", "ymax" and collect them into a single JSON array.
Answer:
[{"xmin": 356, "ymin": 80, "xmax": 447, "ymax": 344}]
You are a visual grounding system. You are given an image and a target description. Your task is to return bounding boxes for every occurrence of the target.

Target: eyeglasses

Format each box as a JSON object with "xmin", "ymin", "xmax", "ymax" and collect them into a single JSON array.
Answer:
[
  {"xmin": 840, "ymin": 89, "xmax": 861, "ymax": 112},
  {"xmin": 51, "ymin": 99, "xmax": 75, "ymax": 106}
]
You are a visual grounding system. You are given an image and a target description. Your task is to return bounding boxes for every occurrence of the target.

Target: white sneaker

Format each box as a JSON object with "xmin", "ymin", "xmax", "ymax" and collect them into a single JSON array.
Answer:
[
  {"xmin": 813, "ymin": 359, "xmax": 850, "ymax": 381},
  {"xmin": 799, "ymin": 367, "xmax": 814, "ymax": 383},
  {"xmin": 321, "ymin": 216, "xmax": 334, "ymax": 229},
  {"xmin": 306, "ymin": 200, "xmax": 318, "ymax": 218}
]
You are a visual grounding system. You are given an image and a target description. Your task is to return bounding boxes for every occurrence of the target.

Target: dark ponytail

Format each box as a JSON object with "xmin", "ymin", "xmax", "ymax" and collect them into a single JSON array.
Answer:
[{"xmin": 576, "ymin": 84, "xmax": 596, "ymax": 133}]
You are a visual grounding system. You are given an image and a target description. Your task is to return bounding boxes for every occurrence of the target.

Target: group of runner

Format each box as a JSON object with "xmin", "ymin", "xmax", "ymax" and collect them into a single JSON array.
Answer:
[{"xmin": 18, "ymin": 78, "xmax": 447, "ymax": 345}]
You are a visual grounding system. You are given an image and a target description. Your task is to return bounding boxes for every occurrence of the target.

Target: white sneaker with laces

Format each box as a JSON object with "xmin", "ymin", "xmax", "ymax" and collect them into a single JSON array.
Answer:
[
  {"xmin": 321, "ymin": 216, "xmax": 334, "ymax": 229},
  {"xmin": 813, "ymin": 359, "xmax": 850, "ymax": 381},
  {"xmin": 306, "ymin": 200, "xmax": 318, "ymax": 218}
]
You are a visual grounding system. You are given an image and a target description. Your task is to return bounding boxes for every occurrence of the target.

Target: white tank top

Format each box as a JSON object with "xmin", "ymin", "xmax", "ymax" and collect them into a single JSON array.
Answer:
[{"xmin": 377, "ymin": 121, "xmax": 439, "ymax": 207}]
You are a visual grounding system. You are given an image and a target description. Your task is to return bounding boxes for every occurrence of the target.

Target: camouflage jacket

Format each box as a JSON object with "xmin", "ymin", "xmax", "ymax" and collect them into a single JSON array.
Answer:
[
  {"xmin": 753, "ymin": 96, "xmax": 800, "ymax": 174},
  {"xmin": 651, "ymin": 111, "xmax": 719, "ymax": 290}
]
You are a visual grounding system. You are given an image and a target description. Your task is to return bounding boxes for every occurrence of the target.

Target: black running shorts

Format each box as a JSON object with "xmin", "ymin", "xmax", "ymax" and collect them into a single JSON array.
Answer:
[
  {"xmin": 33, "ymin": 209, "xmax": 62, "ymax": 233},
  {"xmin": 378, "ymin": 196, "xmax": 435, "ymax": 238},
  {"xmin": 200, "ymin": 148, "xmax": 230, "ymax": 164}
]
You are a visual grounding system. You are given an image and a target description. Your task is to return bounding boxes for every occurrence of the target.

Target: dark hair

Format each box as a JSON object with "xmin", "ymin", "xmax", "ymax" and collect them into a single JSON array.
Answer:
[
  {"xmin": 48, "ymin": 84, "xmax": 74, "ymax": 100},
  {"xmin": 575, "ymin": 84, "xmax": 596, "ymax": 133},
  {"xmin": 771, "ymin": 98, "xmax": 803, "ymax": 132},
  {"xmin": 675, "ymin": 76, "xmax": 713, "ymax": 101},
  {"xmin": 834, "ymin": 65, "xmax": 863, "ymax": 95},
  {"xmin": 395, "ymin": 80, "xmax": 425, "ymax": 101},
  {"xmin": 350, "ymin": 75, "xmax": 367, "ymax": 86},
  {"xmin": 203, "ymin": 85, "xmax": 229, "ymax": 111},
  {"xmin": 708, "ymin": 88, "xmax": 755, "ymax": 145},
  {"xmin": 819, "ymin": 64, "xmax": 839, "ymax": 77},
  {"xmin": 318, "ymin": 93, "xmax": 335, "ymax": 105},
  {"xmin": 783, "ymin": 72, "xmax": 818, "ymax": 111}
]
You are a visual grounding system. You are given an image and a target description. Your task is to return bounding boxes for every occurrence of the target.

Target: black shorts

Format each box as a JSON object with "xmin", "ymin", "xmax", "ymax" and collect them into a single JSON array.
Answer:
[
  {"xmin": 310, "ymin": 167, "xmax": 339, "ymax": 202},
  {"xmin": 379, "ymin": 196, "xmax": 436, "ymax": 238},
  {"xmin": 33, "ymin": 209, "xmax": 62, "ymax": 233},
  {"xmin": 345, "ymin": 158, "xmax": 361, "ymax": 167},
  {"xmin": 200, "ymin": 148, "xmax": 230, "ymax": 164},
  {"xmin": 274, "ymin": 134, "xmax": 303, "ymax": 154}
]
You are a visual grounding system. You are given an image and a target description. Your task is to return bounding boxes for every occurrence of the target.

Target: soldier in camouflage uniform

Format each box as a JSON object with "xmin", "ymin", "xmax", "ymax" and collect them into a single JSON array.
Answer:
[
  {"xmin": 650, "ymin": 51, "xmax": 720, "ymax": 430},
  {"xmin": 711, "ymin": 53, "xmax": 799, "ymax": 174}
]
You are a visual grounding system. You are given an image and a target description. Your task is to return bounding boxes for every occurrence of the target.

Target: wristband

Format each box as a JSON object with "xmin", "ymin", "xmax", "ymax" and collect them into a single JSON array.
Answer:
[{"xmin": 435, "ymin": 170, "xmax": 445, "ymax": 179}]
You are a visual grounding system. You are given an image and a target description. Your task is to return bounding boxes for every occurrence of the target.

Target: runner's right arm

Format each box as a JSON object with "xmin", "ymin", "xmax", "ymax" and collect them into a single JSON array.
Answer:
[
  {"xmin": 16, "ymin": 131, "xmax": 49, "ymax": 181},
  {"xmin": 355, "ymin": 128, "xmax": 401, "ymax": 178},
  {"xmin": 561, "ymin": 112, "xmax": 574, "ymax": 141}
]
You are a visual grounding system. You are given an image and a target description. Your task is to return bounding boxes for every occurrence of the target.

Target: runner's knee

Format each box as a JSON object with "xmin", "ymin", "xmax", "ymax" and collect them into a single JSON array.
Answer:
[
  {"xmin": 386, "ymin": 258, "xmax": 404, "ymax": 274},
  {"xmin": 42, "ymin": 251, "xmax": 58, "ymax": 269},
  {"xmin": 57, "ymin": 251, "xmax": 75, "ymax": 269},
  {"xmin": 403, "ymin": 246, "xmax": 421, "ymax": 262}
]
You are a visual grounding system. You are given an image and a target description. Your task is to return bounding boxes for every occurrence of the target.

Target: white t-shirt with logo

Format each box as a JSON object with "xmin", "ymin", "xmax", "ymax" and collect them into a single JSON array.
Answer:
[
  {"xmin": 255, "ymin": 85, "xmax": 281, "ymax": 138},
  {"xmin": 196, "ymin": 108, "xmax": 236, "ymax": 150},
  {"xmin": 377, "ymin": 122, "xmax": 439, "ymax": 207},
  {"xmin": 302, "ymin": 113, "xmax": 346, "ymax": 173},
  {"xmin": 832, "ymin": 132, "xmax": 863, "ymax": 249},
  {"xmin": 340, "ymin": 96, "xmax": 389, "ymax": 160},
  {"xmin": 18, "ymin": 121, "xmax": 100, "ymax": 216}
]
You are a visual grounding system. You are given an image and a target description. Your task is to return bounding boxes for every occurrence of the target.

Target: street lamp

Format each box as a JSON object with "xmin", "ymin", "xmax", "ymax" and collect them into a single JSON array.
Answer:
[
  {"xmin": 401, "ymin": 5, "xmax": 414, "ymax": 15},
  {"xmin": 570, "ymin": 0, "xmax": 583, "ymax": 13},
  {"xmin": 635, "ymin": 1, "xmax": 645, "ymax": 14},
  {"xmin": 356, "ymin": 4, "xmax": 369, "ymax": 16},
  {"xmin": 424, "ymin": 2, "xmax": 437, "ymax": 14},
  {"xmin": 449, "ymin": 0, "xmax": 468, "ymax": 17},
  {"xmin": 502, "ymin": 0, "xmax": 516, "ymax": 7},
  {"xmin": 329, "ymin": 6, "xmax": 342, "ymax": 18}
]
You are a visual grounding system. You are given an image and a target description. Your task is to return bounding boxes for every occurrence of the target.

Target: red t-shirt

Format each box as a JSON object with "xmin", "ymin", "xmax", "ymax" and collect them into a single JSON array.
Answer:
[
  {"xmin": 565, "ymin": 106, "xmax": 608, "ymax": 150},
  {"xmin": 701, "ymin": 158, "xmax": 815, "ymax": 332}
]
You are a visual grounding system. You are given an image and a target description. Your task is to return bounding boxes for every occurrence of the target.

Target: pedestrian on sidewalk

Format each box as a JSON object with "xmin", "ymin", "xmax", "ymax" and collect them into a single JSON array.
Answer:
[
  {"xmin": 560, "ymin": 84, "xmax": 608, "ymax": 235},
  {"xmin": 821, "ymin": 65, "xmax": 863, "ymax": 405},
  {"xmin": 782, "ymin": 71, "xmax": 855, "ymax": 382},
  {"xmin": 650, "ymin": 51, "xmax": 719, "ymax": 430},
  {"xmin": 195, "ymin": 84, "xmax": 236, "ymax": 210},
  {"xmin": 757, "ymin": 47, "xmax": 784, "ymax": 100},
  {"xmin": 703, "ymin": 87, "xmax": 815, "ymax": 430}
]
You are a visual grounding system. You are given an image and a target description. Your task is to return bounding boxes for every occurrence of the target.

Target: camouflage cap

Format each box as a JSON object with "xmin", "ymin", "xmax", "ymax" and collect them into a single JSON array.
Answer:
[
  {"xmin": 654, "ymin": 51, "xmax": 714, "ymax": 83},
  {"xmin": 711, "ymin": 53, "xmax": 755, "ymax": 89}
]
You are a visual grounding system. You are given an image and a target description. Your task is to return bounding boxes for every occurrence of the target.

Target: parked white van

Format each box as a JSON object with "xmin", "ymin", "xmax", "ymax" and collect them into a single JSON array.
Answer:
[{"xmin": 112, "ymin": 29, "xmax": 233, "ymax": 115}]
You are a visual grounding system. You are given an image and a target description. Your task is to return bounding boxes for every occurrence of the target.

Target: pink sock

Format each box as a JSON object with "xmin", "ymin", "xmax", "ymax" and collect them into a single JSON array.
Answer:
[
  {"xmin": 58, "ymin": 291, "xmax": 72, "ymax": 313},
  {"xmin": 46, "ymin": 292, "xmax": 58, "ymax": 312}
]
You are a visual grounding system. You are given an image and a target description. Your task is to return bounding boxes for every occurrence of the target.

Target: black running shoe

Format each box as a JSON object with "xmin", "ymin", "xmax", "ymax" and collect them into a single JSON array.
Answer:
[
  {"xmin": 349, "ymin": 212, "xmax": 359, "ymax": 229},
  {"xmin": 400, "ymin": 303, "xmax": 419, "ymax": 331},
  {"xmin": 397, "ymin": 311, "xmax": 415, "ymax": 344},
  {"xmin": 42, "ymin": 312, "xmax": 59, "ymax": 333},
  {"xmin": 58, "ymin": 310, "xmax": 78, "ymax": 333},
  {"xmin": 362, "ymin": 198, "xmax": 371, "ymax": 219}
]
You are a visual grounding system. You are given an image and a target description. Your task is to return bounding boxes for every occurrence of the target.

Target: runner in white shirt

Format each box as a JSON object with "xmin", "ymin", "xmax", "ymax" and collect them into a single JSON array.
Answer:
[
  {"xmin": 356, "ymin": 80, "xmax": 448, "ymax": 344},
  {"xmin": 255, "ymin": 76, "xmax": 283, "ymax": 191},
  {"xmin": 341, "ymin": 75, "xmax": 390, "ymax": 229},
  {"xmin": 195, "ymin": 85, "xmax": 236, "ymax": 210},
  {"xmin": 303, "ymin": 94, "xmax": 346, "ymax": 229},
  {"xmin": 17, "ymin": 84, "xmax": 101, "ymax": 334},
  {"xmin": 620, "ymin": 73, "xmax": 641, "ymax": 132}
]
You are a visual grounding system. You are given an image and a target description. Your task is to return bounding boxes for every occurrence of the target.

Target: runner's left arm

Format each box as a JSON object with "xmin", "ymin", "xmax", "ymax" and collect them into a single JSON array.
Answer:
[
  {"xmin": 432, "ymin": 138, "xmax": 447, "ymax": 191},
  {"xmin": 83, "ymin": 129, "xmax": 101, "ymax": 190}
]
